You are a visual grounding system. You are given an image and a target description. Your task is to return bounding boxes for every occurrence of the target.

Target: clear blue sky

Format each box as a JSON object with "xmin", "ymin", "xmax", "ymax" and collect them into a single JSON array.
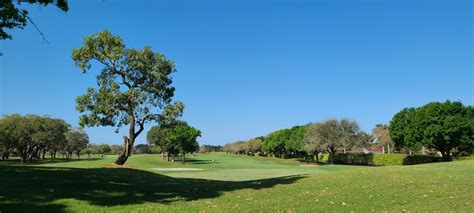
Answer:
[{"xmin": 1, "ymin": 0, "xmax": 472, "ymax": 146}]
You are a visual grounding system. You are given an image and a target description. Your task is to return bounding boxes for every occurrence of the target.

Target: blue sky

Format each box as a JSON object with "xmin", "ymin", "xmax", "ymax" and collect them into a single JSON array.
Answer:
[{"xmin": 1, "ymin": 0, "xmax": 472, "ymax": 145}]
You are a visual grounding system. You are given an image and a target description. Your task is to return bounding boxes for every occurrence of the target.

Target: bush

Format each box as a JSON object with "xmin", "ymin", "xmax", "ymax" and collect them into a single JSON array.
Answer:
[
  {"xmin": 403, "ymin": 155, "xmax": 443, "ymax": 165},
  {"xmin": 333, "ymin": 153, "xmax": 374, "ymax": 165},
  {"xmin": 332, "ymin": 153, "xmax": 443, "ymax": 166}
]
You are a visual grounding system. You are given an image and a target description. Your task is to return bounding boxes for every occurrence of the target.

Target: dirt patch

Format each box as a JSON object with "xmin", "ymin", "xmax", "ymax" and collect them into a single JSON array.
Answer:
[
  {"xmin": 152, "ymin": 168, "xmax": 203, "ymax": 171},
  {"xmin": 103, "ymin": 164, "xmax": 143, "ymax": 170},
  {"xmin": 300, "ymin": 164, "xmax": 319, "ymax": 167}
]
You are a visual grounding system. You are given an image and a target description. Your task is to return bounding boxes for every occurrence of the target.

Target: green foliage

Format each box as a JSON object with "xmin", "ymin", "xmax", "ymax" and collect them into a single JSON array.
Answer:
[
  {"xmin": 0, "ymin": 0, "xmax": 68, "ymax": 40},
  {"xmin": 198, "ymin": 144, "xmax": 222, "ymax": 153},
  {"xmin": 333, "ymin": 153, "xmax": 374, "ymax": 165},
  {"xmin": 372, "ymin": 154, "xmax": 405, "ymax": 166},
  {"xmin": 100, "ymin": 144, "xmax": 112, "ymax": 154},
  {"xmin": 263, "ymin": 129, "xmax": 290, "ymax": 156},
  {"xmin": 166, "ymin": 123, "xmax": 201, "ymax": 155},
  {"xmin": 64, "ymin": 128, "xmax": 89, "ymax": 158},
  {"xmin": 72, "ymin": 30, "xmax": 183, "ymax": 164},
  {"xmin": 390, "ymin": 101, "xmax": 473, "ymax": 160},
  {"xmin": 332, "ymin": 153, "xmax": 444, "ymax": 166},
  {"xmin": 134, "ymin": 144, "xmax": 154, "ymax": 154},
  {"xmin": 403, "ymin": 155, "xmax": 443, "ymax": 165},
  {"xmin": 304, "ymin": 119, "xmax": 368, "ymax": 163},
  {"xmin": 0, "ymin": 114, "xmax": 93, "ymax": 161}
]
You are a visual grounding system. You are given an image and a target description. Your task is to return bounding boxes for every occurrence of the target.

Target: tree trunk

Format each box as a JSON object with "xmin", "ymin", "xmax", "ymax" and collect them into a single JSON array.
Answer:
[
  {"xmin": 42, "ymin": 149, "xmax": 46, "ymax": 160},
  {"xmin": 161, "ymin": 152, "xmax": 164, "ymax": 161},
  {"xmin": 382, "ymin": 146, "xmax": 385, "ymax": 154},
  {"xmin": 183, "ymin": 153, "xmax": 186, "ymax": 164},
  {"xmin": 441, "ymin": 150, "xmax": 451, "ymax": 161},
  {"xmin": 115, "ymin": 136, "xmax": 134, "ymax": 165},
  {"xmin": 388, "ymin": 145, "xmax": 391, "ymax": 154}
]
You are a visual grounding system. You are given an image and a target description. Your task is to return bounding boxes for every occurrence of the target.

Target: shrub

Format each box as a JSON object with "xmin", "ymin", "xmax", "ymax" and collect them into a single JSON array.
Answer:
[
  {"xmin": 403, "ymin": 155, "xmax": 443, "ymax": 165},
  {"xmin": 333, "ymin": 153, "xmax": 374, "ymax": 165},
  {"xmin": 331, "ymin": 153, "xmax": 444, "ymax": 166},
  {"xmin": 373, "ymin": 154, "xmax": 405, "ymax": 166}
]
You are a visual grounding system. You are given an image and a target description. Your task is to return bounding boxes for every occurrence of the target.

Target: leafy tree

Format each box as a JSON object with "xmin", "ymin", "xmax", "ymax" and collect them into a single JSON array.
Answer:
[
  {"xmin": 36, "ymin": 117, "xmax": 69, "ymax": 159},
  {"xmin": 72, "ymin": 30, "xmax": 183, "ymax": 165},
  {"xmin": 414, "ymin": 101, "xmax": 472, "ymax": 160},
  {"xmin": 285, "ymin": 125, "xmax": 307, "ymax": 157},
  {"xmin": 166, "ymin": 123, "xmax": 201, "ymax": 164},
  {"xmin": 304, "ymin": 119, "xmax": 364, "ymax": 163},
  {"xmin": 390, "ymin": 101, "xmax": 473, "ymax": 160},
  {"xmin": 147, "ymin": 125, "xmax": 171, "ymax": 160},
  {"xmin": 100, "ymin": 144, "xmax": 112, "ymax": 155},
  {"xmin": 134, "ymin": 144, "xmax": 153, "ymax": 154},
  {"xmin": 0, "ymin": 114, "xmax": 19, "ymax": 160},
  {"xmin": 1, "ymin": 0, "xmax": 68, "ymax": 40},
  {"xmin": 372, "ymin": 124, "xmax": 393, "ymax": 153},
  {"xmin": 389, "ymin": 107, "xmax": 420, "ymax": 151},
  {"xmin": 246, "ymin": 139, "xmax": 263, "ymax": 155},
  {"xmin": 64, "ymin": 128, "xmax": 89, "ymax": 159},
  {"xmin": 263, "ymin": 129, "xmax": 290, "ymax": 157}
]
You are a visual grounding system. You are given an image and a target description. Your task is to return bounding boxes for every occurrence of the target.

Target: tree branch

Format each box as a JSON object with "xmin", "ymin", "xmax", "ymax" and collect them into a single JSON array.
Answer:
[{"xmin": 21, "ymin": 12, "xmax": 49, "ymax": 44}]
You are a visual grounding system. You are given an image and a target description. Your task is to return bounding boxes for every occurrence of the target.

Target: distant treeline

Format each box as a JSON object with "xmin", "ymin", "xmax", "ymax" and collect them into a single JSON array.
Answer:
[{"xmin": 221, "ymin": 101, "xmax": 473, "ymax": 163}]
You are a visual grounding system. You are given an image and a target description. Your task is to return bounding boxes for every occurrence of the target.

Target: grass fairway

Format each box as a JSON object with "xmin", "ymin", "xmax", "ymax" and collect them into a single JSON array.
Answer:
[{"xmin": 0, "ymin": 153, "xmax": 473, "ymax": 212}]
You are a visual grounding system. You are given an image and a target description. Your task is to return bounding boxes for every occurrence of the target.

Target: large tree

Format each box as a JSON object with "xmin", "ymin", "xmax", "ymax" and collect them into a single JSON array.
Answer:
[
  {"xmin": 390, "ymin": 101, "xmax": 473, "ymax": 160},
  {"xmin": 72, "ymin": 30, "xmax": 183, "ymax": 165},
  {"xmin": 64, "ymin": 128, "xmax": 89, "ymax": 159},
  {"xmin": 389, "ymin": 107, "xmax": 420, "ymax": 152},
  {"xmin": 304, "ymin": 119, "xmax": 365, "ymax": 164},
  {"xmin": 1, "ymin": 0, "xmax": 68, "ymax": 40},
  {"xmin": 167, "ymin": 123, "xmax": 201, "ymax": 164}
]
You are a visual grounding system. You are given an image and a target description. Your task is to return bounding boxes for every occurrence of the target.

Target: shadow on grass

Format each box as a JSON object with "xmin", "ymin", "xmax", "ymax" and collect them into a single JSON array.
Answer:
[
  {"xmin": 0, "ymin": 165, "xmax": 305, "ymax": 212},
  {"xmin": 184, "ymin": 158, "xmax": 220, "ymax": 165},
  {"xmin": 0, "ymin": 157, "xmax": 103, "ymax": 166}
]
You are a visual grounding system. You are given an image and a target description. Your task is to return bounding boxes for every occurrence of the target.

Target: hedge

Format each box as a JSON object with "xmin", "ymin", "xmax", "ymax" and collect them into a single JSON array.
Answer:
[
  {"xmin": 333, "ymin": 153, "xmax": 374, "ymax": 165},
  {"xmin": 331, "ymin": 153, "xmax": 444, "ymax": 166},
  {"xmin": 373, "ymin": 154, "xmax": 405, "ymax": 166}
]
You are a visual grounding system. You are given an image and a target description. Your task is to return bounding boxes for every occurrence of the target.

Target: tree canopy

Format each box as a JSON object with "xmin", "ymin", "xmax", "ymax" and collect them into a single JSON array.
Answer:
[
  {"xmin": 1, "ymin": 0, "xmax": 68, "ymax": 40},
  {"xmin": 390, "ymin": 101, "xmax": 473, "ymax": 160},
  {"xmin": 304, "ymin": 119, "xmax": 367, "ymax": 163}
]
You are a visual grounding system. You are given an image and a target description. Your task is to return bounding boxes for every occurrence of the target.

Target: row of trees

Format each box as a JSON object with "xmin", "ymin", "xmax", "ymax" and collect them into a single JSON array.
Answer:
[
  {"xmin": 222, "ymin": 138, "xmax": 263, "ymax": 155},
  {"xmin": 0, "ymin": 114, "xmax": 89, "ymax": 163},
  {"xmin": 221, "ymin": 101, "xmax": 472, "ymax": 163},
  {"xmin": 222, "ymin": 120, "xmax": 371, "ymax": 163},
  {"xmin": 147, "ymin": 122, "xmax": 201, "ymax": 163},
  {"xmin": 389, "ymin": 101, "xmax": 473, "ymax": 160},
  {"xmin": 199, "ymin": 144, "xmax": 223, "ymax": 153}
]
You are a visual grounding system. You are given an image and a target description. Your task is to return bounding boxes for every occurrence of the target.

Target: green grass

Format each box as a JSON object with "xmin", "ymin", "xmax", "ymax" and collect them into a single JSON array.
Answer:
[{"xmin": 0, "ymin": 153, "xmax": 473, "ymax": 212}]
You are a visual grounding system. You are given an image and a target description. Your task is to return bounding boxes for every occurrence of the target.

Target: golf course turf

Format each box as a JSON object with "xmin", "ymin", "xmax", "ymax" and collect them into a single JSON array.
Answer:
[{"xmin": 0, "ymin": 153, "xmax": 472, "ymax": 212}]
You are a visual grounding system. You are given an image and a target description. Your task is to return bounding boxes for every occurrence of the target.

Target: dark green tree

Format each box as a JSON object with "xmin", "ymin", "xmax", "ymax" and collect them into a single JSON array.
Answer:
[
  {"xmin": 72, "ymin": 30, "xmax": 183, "ymax": 165},
  {"xmin": 166, "ymin": 123, "xmax": 201, "ymax": 164},
  {"xmin": 389, "ymin": 107, "xmax": 420, "ymax": 151},
  {"xmin": 390, "ymin": 101, "xmax": 473, "ymax": 160},
  {"xmin": 1, "ymin": 0, "xmax": 68, "ymax": 40}
]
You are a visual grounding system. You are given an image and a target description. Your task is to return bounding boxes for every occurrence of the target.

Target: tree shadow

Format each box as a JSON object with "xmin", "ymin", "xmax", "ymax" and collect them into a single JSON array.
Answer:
[
  {"xmin": 184, "ymin": 159, "xmax": 220, "ymax": 165},
  {"xmin": 0, "ymin": 157, "xmax": 103, "ymax": 165},
  {"xmin": 0, "ymin": 165, "xmax": 305, "ymax": 212}
]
